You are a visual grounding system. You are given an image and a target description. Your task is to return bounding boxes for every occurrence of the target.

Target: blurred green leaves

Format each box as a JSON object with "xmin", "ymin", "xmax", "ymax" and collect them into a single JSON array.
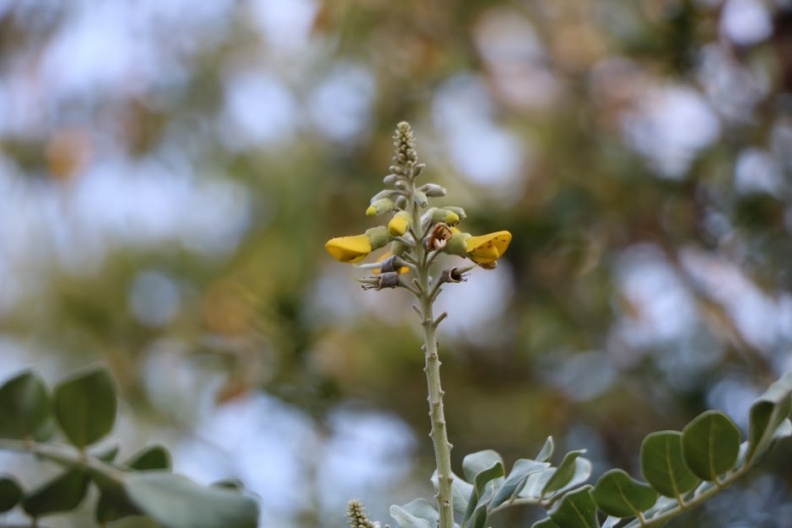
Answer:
[{"xmin": 0, "ymin": 366, "xmax": 260, "ymax": 527}]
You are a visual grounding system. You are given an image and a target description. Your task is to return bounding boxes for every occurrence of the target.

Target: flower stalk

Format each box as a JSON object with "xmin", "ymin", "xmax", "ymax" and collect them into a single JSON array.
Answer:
[{"xmin": 327, "ymin": 122, "xmax": 512, "ymax": 528}]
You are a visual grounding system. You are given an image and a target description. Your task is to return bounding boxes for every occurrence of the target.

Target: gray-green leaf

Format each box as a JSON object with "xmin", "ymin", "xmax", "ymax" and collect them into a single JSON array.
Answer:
[
  {"xmin": 390, "ymin": 499, "xmax": 438, "ymax": 528},
  {"xmin": 124, "ymin": 472, "xmax": 258, "ymax": 528},
  {"xmin": 490, "ymin": 459, "xmax": 550, "ymax": 508}
]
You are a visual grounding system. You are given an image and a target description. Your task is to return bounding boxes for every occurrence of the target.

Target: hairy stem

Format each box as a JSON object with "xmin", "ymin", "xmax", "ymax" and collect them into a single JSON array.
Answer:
[{"xmin": 412, "ymin": 194, "xmax": 454, "ymax": 528}]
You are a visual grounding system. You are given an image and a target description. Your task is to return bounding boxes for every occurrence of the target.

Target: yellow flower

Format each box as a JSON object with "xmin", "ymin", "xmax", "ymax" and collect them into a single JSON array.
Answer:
[
  {"xmin": 465, "ymin": 231, "xmax": 511, "ymax": 265},
  {"xmin": 325, "ymin": 234, "xmax": 372, "ymax": 263}
]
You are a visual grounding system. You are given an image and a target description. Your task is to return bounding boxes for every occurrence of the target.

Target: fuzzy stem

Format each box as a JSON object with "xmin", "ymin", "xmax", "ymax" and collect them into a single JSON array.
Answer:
[{"xmin": 411, "ymin": 186, "xmax": 454, "ymax": 528}]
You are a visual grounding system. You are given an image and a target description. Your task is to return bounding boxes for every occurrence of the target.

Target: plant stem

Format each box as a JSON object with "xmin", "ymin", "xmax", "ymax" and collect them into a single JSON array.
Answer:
[{"xmin": 412, "ymin": 200, "xmax": 454, "ymax": 528}]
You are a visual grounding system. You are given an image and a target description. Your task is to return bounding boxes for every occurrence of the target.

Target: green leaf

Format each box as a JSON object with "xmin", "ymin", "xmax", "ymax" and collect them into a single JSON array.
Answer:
[
  {"xmin": 536, "ymin": 436, "xmax": 555, "ymax": 462},
  {"xmin": 0, "ymin": 370, "xmax": 53, "ymax": 441},
  {"xmin": 548, "ymin": 486, "xmax": 598, "ymax": 528},
  {"xmin": 127, "ymin": 444, "xmax": 172, "ymax": 471},
  {"xmin": 591, "ymin": 469, "xmax": 658, "ymax": 518},
  {"xmin": 462, "ymin": 449, "xmax": 504, "ymax": 483},
  {"xmin": 92, "ymin": 464, "xmax": 143, "ymax": 524},
  {"xmin": 54, "ymin": 367, "xmax": 117, "ymax": 449},
  {"xmin": 490, "ymin": 459, "xmax": 550, "ymax": 508},
  {"xmin": 542, "ymin": 450, "xmax": 587, "ymax": 497},
  {"xmin": 22, "ymin": 468, "xmax": 90, "ymax": 518},
  {"xmin": 124, "ymin": 471, "xmax": 258, "ymax": 528},
  {"xmin": 0, "ymin": 476, "xmax": 22, "ymax": 513},
  {"xmin": 389, "ymin": 499, "xmax": 438, "ymax": 528},
  {"xmin": 95, "ymin": 486, "xmax": 143, "ymax": 525},
  {"xmin": 640, "ymin": 431, "xmax": 699, "ymax": 498},
  {"xmin": 682, "ymin": 411, "xmax": 741, "ymax": 481},
  {"xmin": 748, "ymin": 371, "xmax": 792, "ymax": 462},
  {"xmin": 93, "ymin": 443, "xmax": 120, "ymax": 463},
  {"xmin": 462, "ymin": 454, "xmax": 504, "ymax": 526}
]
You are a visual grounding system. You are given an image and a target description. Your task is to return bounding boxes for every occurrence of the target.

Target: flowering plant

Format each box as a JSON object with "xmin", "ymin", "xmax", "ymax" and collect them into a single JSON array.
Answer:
[{"xmin": 327, "ymin": 123, "xmax": 792, "ymax": 528}]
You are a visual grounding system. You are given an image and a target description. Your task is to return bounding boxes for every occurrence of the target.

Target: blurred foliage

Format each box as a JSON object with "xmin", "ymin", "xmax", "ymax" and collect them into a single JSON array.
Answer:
[{"xmin": 1, "ymin": 0, "xmax": 792, "ymax": 527}]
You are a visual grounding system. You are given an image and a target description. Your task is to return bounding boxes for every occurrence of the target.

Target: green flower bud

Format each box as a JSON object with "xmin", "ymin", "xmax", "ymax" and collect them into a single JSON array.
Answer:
[
  {"xmin": 443, "ymin": 206, "xmax": 466, "ymax": 219},
  {"xmin": 366, "ymin": 198, "xmax": 394, "ymax": 216},
  {"xmin": 365, "ymin": 225, "xmax": 390, "ymax": 249},
  {"xmin": 414, "ymin": 191, "xmax": 428, "ymax": 208},
  {"xmin": 395, "ymin": 195, "xmax": 408, "ymax": 209},
  {"xmin": 412, "ymin": 163, "xmax": 425, "ymax": 178},
  {"xmin": 418, "ymin": 183, "xmax": 447, "ymax": 197},
  {"xmin": 370, "ymin": 189, "xmax": 395, "ymax": 202},
  {"xmin": 432, "ymin": 209, "xmax": 459, "ymax": 225}
]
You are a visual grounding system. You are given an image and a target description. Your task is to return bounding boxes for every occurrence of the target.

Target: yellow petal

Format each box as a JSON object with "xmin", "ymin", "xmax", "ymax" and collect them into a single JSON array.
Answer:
[
  {"xmin": 325, "ymin": 234, "xmax": 372, "ymax": 263},
  {"xmin": 465, "ymin": 231, "xmax": 512, "ymax": 265},
  {"xmin": 388, "ymin": 211, "xmax": 411, "ymax": 237}
]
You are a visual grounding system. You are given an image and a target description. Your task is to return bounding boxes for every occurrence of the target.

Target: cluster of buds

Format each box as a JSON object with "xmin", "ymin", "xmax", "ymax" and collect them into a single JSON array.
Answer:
[{"xmin": 325, "ymin": 122, "xmax": 511, "ymax": 291}]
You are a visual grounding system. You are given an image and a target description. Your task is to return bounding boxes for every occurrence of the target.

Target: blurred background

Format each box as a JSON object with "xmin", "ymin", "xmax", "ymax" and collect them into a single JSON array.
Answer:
[{"xmin": 1, "ymin": 0, "xmax": 792, "ymax": 526}]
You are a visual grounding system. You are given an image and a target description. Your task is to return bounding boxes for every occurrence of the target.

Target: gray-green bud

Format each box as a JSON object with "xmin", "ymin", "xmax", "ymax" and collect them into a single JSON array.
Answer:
[
  {"xmin": 418, "ymin": 183, "xmax": 447, "ymax": 197},
  {"xmin": 383, "ymin": 174, "xmax": 400, "ymax": 186},
  {"xmin": 366, "ymin": 198, "xmax": 394, "ymax": 216},
  {"xmin": 414, "ymin": 191, "xmax": 428, "ymax": 208}
]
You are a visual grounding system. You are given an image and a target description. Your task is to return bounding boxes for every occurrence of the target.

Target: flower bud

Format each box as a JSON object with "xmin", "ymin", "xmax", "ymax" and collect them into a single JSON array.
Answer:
[
  {"xmin": 412, "ymin": 163, "xmax": 425, "ymax": 178},
  {"xmin": 433, "ymin": 208, "xmax": 459, "ymax": 226},
  {"xmin": 388, "ymin": 211, "xmax": 412, "ymax": 237},
  {"xmin": 366, "ymin": 198, "xmax": 394, "ymax": 216},
  {"xmin": 383, "ymin": 174, "xmax": 400, "ymax": 185},
  {"xmin": 370, "ymin": 189, "xmax": 394, "ymax": 202},
  {"xmin": 418, "ymin": 183, "xmax": 447, "ymax": 197},
  {"xmin": 394, "ymin": 195, "xmax": 408, "ymax": 209},
  {"xmin": 414, "ymin": 191, "xmax": 428, "ymax": 208},
  {"xmin": 443, "ymin": 206, "xmax": 466, "ymax": 219}
]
